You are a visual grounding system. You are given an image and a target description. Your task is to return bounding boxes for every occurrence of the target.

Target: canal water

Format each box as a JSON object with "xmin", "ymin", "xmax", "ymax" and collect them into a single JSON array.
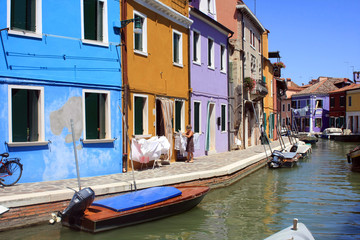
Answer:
[{"xmin": 1, "ymin": 139, "xmax": 360, "ymax": 240}]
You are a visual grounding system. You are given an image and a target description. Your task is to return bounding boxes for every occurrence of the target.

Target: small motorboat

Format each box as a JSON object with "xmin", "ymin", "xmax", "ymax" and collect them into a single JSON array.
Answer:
[
  {"xmin": 58, "ymin": 185, "xmax": 209, "ymax": 233},
  {"xmin": 347, "ymin": 145, "xmax": 360, "ymax": 172},
  {"xmin": 264, "ymin": 218, "xmax": 315, "ymax": 240},
  {"xmin": 321, "ymin": 127, "xmax": 343, "ymax": 139},
  {"xmin": 267, "ymin": 149, "xmax": 301, "ymax": 168},
  {"xmin": 298, "ymin": 135, "xmax": 318, "ymax": 144}
]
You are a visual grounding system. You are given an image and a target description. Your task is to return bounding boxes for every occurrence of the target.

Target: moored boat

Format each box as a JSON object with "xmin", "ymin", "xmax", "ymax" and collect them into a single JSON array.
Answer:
[
  {"xmin": 298, "ymin": 135, "xmax": 318, "ymax": 144},
  {"xmin": 59, "ymin": 186, "xmax": 209, "ymax": 233},
  {"xmin": 267, "ymin": 150, "xmax": 301, "ymax": 168},
  {"xmin": 321, "ymin": 127, "xmax": 343, "ymax": 139},
  {"xmin": 347, "ymin": 145, "xmax": 360, "ymax": 172},
  {"xmin": 264, "ymin": 218, "xmax": 315, "ymax": 240},
  {"xmin": 333, "ymin": 134, "xmax": 360, "ymax": 142}
]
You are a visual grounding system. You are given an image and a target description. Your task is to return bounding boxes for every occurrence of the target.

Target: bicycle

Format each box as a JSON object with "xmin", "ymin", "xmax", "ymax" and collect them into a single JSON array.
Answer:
[{"xmin": 0, "ymin": 153, "xmax": 23, "ymax": 186}]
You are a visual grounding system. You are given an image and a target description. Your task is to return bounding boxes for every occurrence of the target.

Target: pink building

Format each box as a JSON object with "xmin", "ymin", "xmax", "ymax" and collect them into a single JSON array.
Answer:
[{"xmin": 280, "ymin": 79, "xmax": 303, "ymax": 128}]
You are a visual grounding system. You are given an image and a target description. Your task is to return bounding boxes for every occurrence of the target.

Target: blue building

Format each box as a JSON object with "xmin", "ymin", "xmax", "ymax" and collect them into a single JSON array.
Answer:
[{"xmin": 0, "ymin": 0, "xmax": 123, "ymax": 183}]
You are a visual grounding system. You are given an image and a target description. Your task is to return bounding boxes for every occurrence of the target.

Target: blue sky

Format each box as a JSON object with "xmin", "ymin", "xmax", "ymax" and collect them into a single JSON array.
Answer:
[{"xmin": 243, "ymin": 0, "xmax": 360, "ymax": 86}]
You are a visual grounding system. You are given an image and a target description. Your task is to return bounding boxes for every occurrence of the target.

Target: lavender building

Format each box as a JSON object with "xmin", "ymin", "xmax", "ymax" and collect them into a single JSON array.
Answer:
[{"xmin": 189, "ymin": 5, "xmax": 232, "ymax": 156}]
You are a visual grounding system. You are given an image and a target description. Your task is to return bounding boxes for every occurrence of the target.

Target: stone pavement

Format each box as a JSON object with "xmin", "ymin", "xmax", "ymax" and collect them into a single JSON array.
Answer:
[{"xmin": 0, "ymin": 140, "xmax": 288, "ymax": 208}]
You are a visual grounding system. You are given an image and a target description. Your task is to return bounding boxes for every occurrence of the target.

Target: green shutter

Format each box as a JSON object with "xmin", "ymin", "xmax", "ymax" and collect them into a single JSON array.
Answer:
[
  {"xmin": 85, "ymin": 93, "xmax": 99, "ymax": 139},
  {"xmin": 28, "ymin": 90, "xmax": 39, "ymax": 141},
  {"xmin": 134, "ymin": 97, "xmax": 144, "ymax": 135},
  {"xmin": 194, "ymin": 102, "xmax": 200, "ymax": 133},
  {"xmin": 263, "ymin": 112, "xmax": 267, "ymax": 131},
  {"xmin": 175, "ymin": 101, "xmax": 182, "ymax": 131},
  {"xmin": 221, "ymin": 105, "xmax": 226, "ymax": 131},
  {"xmin": 12, "ymin": 89, "xmax": 28, "ymax": 142},
  {"xmin": 11, "ymin": 0, "xmax": 35, "ymax": 31},
  {"xmin": 84, "ymin": 0, "xmax": 97, "ymax": 41}
]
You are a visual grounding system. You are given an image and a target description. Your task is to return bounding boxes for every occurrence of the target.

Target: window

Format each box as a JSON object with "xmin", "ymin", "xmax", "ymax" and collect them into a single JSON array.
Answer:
[
  {"xmin": 175, "ymin": 100, "xmax": 184, "ymax": 132},
  {"xmin": 221, "ymin": 104, "xmax": 226, "ymax": 132},
  {"xmin": 315, "ymin": 118, "xmax": 322, "ymax": 128},
  {"xmin": 287, "ymin": 103, "xmax": 290, "ymax": 111},
  {"xmin": 173, "ymin": 29, "xmax": 183, "ymax": 66},
  {"xmin": 306, "ymin": 100, "xmax": 310, "ymax": 106},
  {"xmin": 84, "ymin": 91, "xmax": 111, "ymax": 140},
  {"xmin": 9, "ymin": 0, "xmax": 42, "ymax": 35},
  {"xmin": 305, "ymin": 118, "xmax": 310, "ymax": 127},
  {"xmin": 207, "ymin": 37, "xmax": 214, "ymax": 69},
  {"xmin": 250, "ymin": 29, "xmax": 255, "ymax": 48},
  {"xmin": 348, "ymin": 96, "xmax": 352, "ymax": 107},
  {"xmin": 133, "ymin": 95, "xmax": 148, "ymax": 135},
  {"xmin": 291, "ymin": 100, "xmax": 297, "ymax": 109},
  {"xmin": 193, "ymin": 101, "xmax": 201, "ymax": 133},
  {"xmin": 83, "ymin": 0, "xmax": 108, "ymax": 43},
  {"xmin": 193, "ymin": 30, "xmax": 201, "ymax": 64},
  {"xmin": 286, "ymin": 117, "xmax": 290, "ymax": 125},
  {"xmin": 330, "ymin": 97, "xmax": 335, "ymax": 108},
  {"xmin": 282, "ymin": 104, "xmax": 285, "ymax": 112},
  {"xmin": 133, "ymin": 10, "xmax": 147, "ymax": 54},
  {"xmin": 10, "ymin": 86, "xmax": 44, "ymax": 143},
  {"xmin": 315, "ymin": 99, "xmax": 323, "ymax": 108},
  {"xmin": 340, "ymin": 96, "xmax": 345, "ymax": 107},
  {"xmin": 220, "ymin": 44, "xmax": 226, "ymax": 73}
]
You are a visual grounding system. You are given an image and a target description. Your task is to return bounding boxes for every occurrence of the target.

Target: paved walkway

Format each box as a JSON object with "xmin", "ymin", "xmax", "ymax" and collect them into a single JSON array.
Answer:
[{"xmin": 0, "ymin": 140, "xmax": 288, "ymax": 208}]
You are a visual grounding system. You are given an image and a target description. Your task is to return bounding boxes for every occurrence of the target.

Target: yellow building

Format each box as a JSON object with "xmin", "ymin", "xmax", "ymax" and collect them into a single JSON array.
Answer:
[
  {"xmin": 122, "ymin": 0, "xmax": 192, "ymax": 169},
  {"xmin": 346, "ymin": 86, "xmax": 360, "ymax": 133},
  {"xmin": 261, "ymin": 30, "xmax": 275, "ymax": 140}
]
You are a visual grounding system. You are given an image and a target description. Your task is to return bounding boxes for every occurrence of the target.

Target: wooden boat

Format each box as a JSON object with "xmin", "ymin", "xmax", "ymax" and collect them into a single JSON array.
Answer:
[
  {"xmin": 60, "ymin": 186, "xmax": 209, "ymax": 233},
  {"xmin": 347, "ymin": 145, "xmax": 360, "ymax": 172},
  {"xmin": 267, "ymin": 150, "xmax": 301, "ymax": 168},
  {"xmin": 265, "ymin": 218, "xmax": 315, "ymax": 240}
]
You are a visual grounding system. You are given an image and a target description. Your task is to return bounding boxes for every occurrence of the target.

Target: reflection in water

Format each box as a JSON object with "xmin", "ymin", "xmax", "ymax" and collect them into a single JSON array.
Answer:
[{"xmin": 1, "ymin": 139, "xmax": 359, "ymax": 240}]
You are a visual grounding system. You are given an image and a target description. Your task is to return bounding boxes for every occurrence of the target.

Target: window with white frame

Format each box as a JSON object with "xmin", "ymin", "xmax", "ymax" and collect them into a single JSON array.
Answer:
[
  {"xmin": 193, "ymin": 30, "xmax": 201, "ymax": 64},
  {"xmin": 134, "ymin": 95, "xmax": 148, "ymax": 135},
  {"xmin": 83, "ymin": 0, "xmax": 108, "ymax": 42},
  {"xmin": 315, "ymin": 118, "xmax": 322, "ymax": 128},
  {"xmin": 175, "ymin": 100, "xmax": 184, "ymax": 132},
  {"xmin": 133, "ymin": 10, "xmax": 147, "ymax": 54},
  {"xmin": 221, "ymin": 104, "xmax": 226, "ymax": 132},
  {"xmin": 193, "ymin": 101, "xmax": 201, "ymax": 133},
  {"xmin": 250, "ymin": 29, "xmax": 255, "ymax": 48},
  {"xmin": 173, "ymin": 29, "xmax": 183, "ymax": 66},
  {"xmin": 220, "ymin": 44, "xmax": 226, "ymax": 73},
  {"xmin": 9, "ymin": 86, "xmax": 44, "ymax": 143},
  {"xmin": 9, "ymin": 0, "xmax": 42, "ymax": 34},
  {"xmin": 208, "ymin": 37, "xmax": 214, "ymax": 69},
  {"xmin": 84, "ymin": 90, "xmax": 111, "ymax": 140}
]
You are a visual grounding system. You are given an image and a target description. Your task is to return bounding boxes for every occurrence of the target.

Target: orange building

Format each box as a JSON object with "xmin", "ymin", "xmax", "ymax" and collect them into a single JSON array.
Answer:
[{"xmin": 121, "ymin": 0, "xmax": 192, "ymax": 170}]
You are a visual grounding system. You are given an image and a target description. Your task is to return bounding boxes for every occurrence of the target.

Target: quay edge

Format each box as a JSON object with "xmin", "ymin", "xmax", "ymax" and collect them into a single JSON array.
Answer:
[{"xmin": 0, "ymin": 143, "xmax": 287, "ymax": 232}]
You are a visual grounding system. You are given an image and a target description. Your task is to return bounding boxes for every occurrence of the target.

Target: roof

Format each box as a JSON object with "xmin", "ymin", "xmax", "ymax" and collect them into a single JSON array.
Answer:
[
  {"xmin": 236, "ymin": 3, "xmax": 265, "ymax": 33},
  {"xmin": 329, "ymin": 84, "xmax": 360, "ymax": 93},
  {"xmin": 293, "ymin": 77, "xmax": 341, "ymax": 96},
  {"xmin": 269, "ymin": 51, "xmax": 281, "ymax": 59}
]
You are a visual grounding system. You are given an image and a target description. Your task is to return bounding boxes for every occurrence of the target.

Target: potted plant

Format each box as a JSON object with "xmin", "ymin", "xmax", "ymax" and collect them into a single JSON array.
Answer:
[
  {"xmin": 244, "ymin": 77, "xmax": 256, "ymax": 92},
  {"xmin": 273, "ymin": 61, "xmax": 286, "ymax": 68}
]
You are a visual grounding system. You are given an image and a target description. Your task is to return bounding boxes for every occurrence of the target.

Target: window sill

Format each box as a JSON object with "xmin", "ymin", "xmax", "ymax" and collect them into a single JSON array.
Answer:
[
  {"xmin": 8, "ymin": 29, "xmax": 42, "ymax": 39},
  {"xmin": 82, "ymin": 138, "xmax": 116, "ymax": 144},
  {"xmin": 208, "ymin": 66, "xmax": 215, "ymax": 71},
  {"xmin": 220, "ymin": 70, "xmax": 227, "ymax": 74},
  {"xmin": 193, "ymin": 61, "xmax": 201, "ymax": 66},
  {"xmin": 6, "ymin": 141, "xmax": 49, "ymax": 147},
  {"xmin": 134, "ymin": 50, "xmax": 148, "ymax": 57},
  {"xmin": 173, "ymin": 62, "xmax": 183, "ymax": 68},
  {"xmin": 82, "ymin": 39, "xmax": 109, "ymax": 47},
  {"xmin": 133, "ymin": 134, "xmax": 152, "ymax": 140}
]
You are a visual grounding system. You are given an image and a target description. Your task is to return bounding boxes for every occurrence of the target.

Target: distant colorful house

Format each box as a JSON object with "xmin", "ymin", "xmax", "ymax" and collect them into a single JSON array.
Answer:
[
  {"xmin": 122, "ymin": 0, "xmax": 192, "ymax": 167},
  {"xmin": 280, "ymin": 79, "xmax": 303, "ymax": 129},
  {"xmin": 346, "ymin": 85, "xmax": 360, "ymax": 133},
  {"xmin": 0, "ymin": 0, "xmax": 123, "ymax": 183},
  {"xmin": 328, "ymin": 84, "xmax": 359, "ymax": 128},
  {"xmin": 189, "ymin": 3, "xmax": 233, "ymax": 156},
  {"xmin": 292, "ymin": 77, "xmax": 350, "ymax": 133}
]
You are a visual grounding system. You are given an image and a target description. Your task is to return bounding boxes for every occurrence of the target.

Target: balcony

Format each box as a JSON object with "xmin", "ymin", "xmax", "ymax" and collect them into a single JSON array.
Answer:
[
  {"xmin": 250, "ymin": 80, "xmax": 268, "ymax": 101},
  {"xmin": 274, "ymin": 66, "xmax": 281, "ymax": 77}
]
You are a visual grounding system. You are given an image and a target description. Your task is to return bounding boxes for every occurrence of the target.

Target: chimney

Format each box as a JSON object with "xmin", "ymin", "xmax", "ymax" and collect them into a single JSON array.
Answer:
[{"xmin": 286, "ymin": 78, "xmax": 291, "ymax": 82}]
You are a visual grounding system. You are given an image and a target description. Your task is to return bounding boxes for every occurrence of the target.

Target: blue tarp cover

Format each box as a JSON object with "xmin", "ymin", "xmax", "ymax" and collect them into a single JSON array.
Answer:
[{"xmin": 92, "ymin": 186, "xmax": 182, "ymax": 212}]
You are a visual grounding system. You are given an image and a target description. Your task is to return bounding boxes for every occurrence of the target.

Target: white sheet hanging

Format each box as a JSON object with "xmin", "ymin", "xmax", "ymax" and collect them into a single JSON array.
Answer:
[{"xmin": 130, "ymin": 136, "xmax": 170, "ymax": 162}]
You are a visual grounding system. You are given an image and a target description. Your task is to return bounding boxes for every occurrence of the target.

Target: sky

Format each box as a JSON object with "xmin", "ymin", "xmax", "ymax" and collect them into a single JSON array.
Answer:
[{"xmin": 242, "ymin": 0, "xmax": 360, "ymax": 86}]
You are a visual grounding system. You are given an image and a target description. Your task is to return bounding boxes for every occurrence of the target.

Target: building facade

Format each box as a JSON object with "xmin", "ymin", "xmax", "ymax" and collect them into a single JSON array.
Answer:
[
  {"xmin": 346, "ymin": 86, "xmax": 360, "ymax": 133},
  {"xmin": 189, "ymin": 3, "xmax": 232, "ymax": 156},
  {"xmin": 123, "ymin": 0, "xmax": 192, "ymax": 168},
  {"xmin": 0, "ymin": 0, "xmax": 123, "ymax": 183}
]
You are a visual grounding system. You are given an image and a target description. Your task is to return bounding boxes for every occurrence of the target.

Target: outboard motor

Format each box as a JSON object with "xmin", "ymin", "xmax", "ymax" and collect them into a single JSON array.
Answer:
[
  {"xmin": 269, "ymin": 150, "xmax": 285, "ymax": 168},
  {"xmin": 58, "ymin": 187, "xmax": 95, "ymax": 221},
  {"xmin": 289, "ymin": 143, "xmax": 298, "ymax": 153}
]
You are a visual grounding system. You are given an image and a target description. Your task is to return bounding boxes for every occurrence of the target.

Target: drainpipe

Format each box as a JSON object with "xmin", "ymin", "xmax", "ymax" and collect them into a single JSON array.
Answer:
[
  {"xmin": 188, "ymin": 24, "xmax": 191, "ymax": 126},
  {"xmin": 227, "ymin": 31, "xmax": 234, "ymax": 152},
  {"xmin": 241, "ymin": 12, "xmax": 246, "ymax": 149},
  {"xmin": 121, "ymin": 0, "xmax": 129, "ymax": 172}
]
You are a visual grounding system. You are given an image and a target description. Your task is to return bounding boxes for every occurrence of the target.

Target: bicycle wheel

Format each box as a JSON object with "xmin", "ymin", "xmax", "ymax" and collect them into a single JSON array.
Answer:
[{"xmin": 0, "ymin": 161, "xmax": 23, "ymax": 186}]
